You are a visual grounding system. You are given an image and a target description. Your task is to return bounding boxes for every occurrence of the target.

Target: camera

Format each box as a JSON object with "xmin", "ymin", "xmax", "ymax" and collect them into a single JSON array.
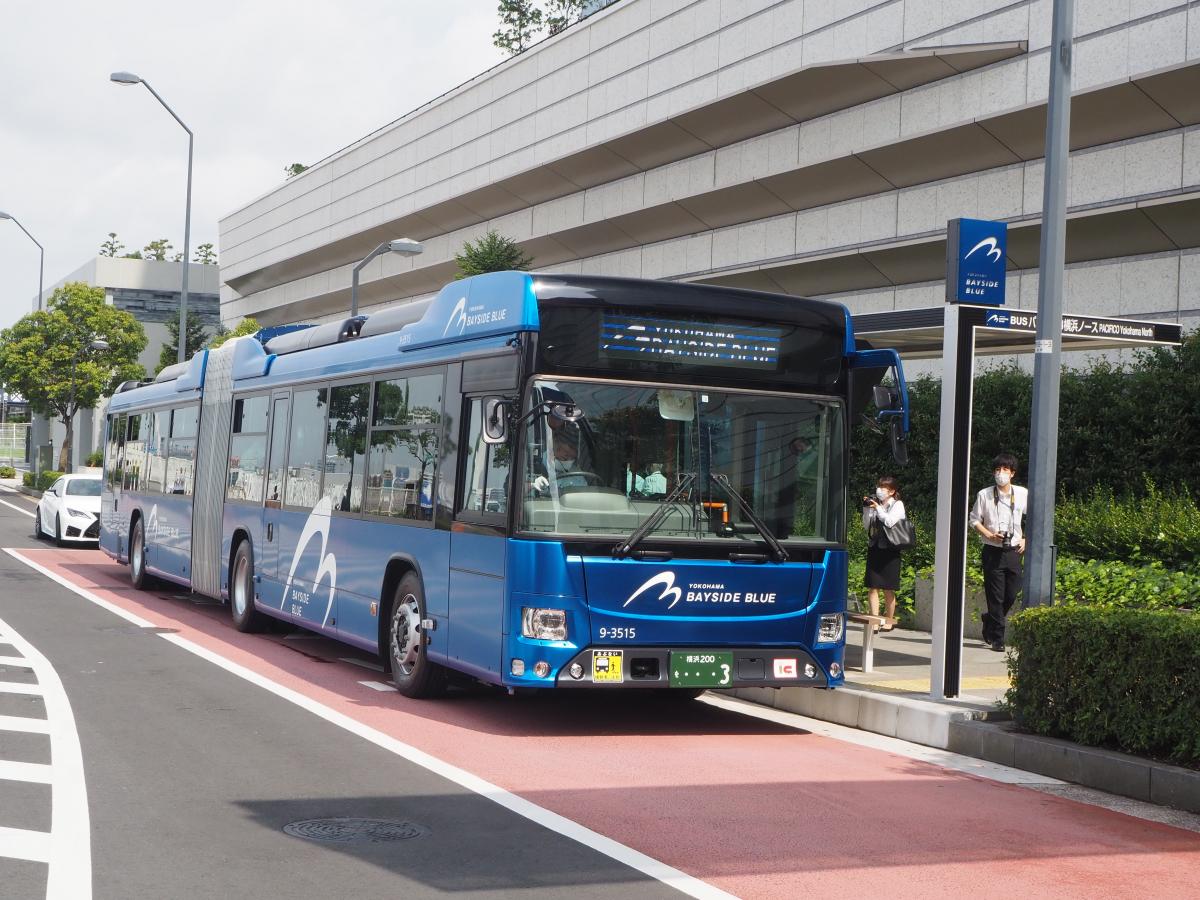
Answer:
[
  {"xmin": 1000, "ymin": 531, "xmax": 1013, "ymax": 550},
  {"xmin": 862, "ymin": 496, "xmax": 873, "ymax": 507}
]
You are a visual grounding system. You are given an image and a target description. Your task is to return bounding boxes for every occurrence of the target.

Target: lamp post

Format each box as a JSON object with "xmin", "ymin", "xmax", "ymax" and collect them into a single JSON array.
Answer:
[
  {"xmin": 110, "ymin": 71, "xmax": 193, "ymax": 364},
  {"xmin": 0, "ymin": 210, "xmax": 45, "ymax": 310},
  {"xmin": 350, "ymin": 239, "xmax": 424, "ymax": 316},
  {"xmin": 64, "ymin": 339, "xmax": 110, "ymax": 473}
]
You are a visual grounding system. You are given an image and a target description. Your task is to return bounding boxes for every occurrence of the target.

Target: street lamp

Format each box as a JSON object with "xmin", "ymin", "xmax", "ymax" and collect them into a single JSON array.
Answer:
[
  {"xmin": 0, "ymin": 210, "xmax": 45, "ymax": 310},
  {"xmin": 350, "ymin": 239, "xmax": 424, "ymax": 316},
  {"xmin": 110, "ymin": 71, "xmax": 193, "ymax": 364},
  {"xmin": 63, "ymin": 339, "xmax": 111, "ymax": 473}
]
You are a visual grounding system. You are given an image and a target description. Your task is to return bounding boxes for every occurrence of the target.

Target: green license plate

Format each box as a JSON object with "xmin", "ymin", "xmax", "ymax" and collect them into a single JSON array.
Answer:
[{"xmin": 669, "ymin": 651, "xmax": 734, "ymax": 688}]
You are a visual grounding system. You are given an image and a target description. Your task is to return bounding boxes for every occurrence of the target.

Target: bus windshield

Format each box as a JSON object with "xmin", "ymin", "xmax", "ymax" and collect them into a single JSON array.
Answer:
[{"xmin": 518, "ymin": 378, "xmax": 845, "ymax": 546}]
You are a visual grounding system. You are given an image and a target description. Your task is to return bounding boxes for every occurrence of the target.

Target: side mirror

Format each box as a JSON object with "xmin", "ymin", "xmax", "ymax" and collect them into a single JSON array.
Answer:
[
  {"xmin": 482, "ymin": 398, "xmax": 510, "ymax": 445},
  {"xmin": 873, "ymin": 384, "xmax": 899, "ymax": 411},
  {"xmin": 890, "ymin": 418, "xmax": 909, "ymax": 466}
]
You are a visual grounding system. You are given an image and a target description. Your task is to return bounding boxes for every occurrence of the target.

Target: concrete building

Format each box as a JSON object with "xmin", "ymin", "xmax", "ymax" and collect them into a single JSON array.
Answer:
[
  {"xmin": 218, "ymin": 0, "xmax": 1200, "ymax": 352},
  {"xmin": 31, "ymin": 257, "xmax": 219, "ymax": 472}
]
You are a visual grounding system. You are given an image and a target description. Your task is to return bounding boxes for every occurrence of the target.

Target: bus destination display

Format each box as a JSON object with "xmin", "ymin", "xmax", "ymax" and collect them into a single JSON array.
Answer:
[{"xmin": 599, "ymin": 314, "xmax": 782, "ymax": 371}]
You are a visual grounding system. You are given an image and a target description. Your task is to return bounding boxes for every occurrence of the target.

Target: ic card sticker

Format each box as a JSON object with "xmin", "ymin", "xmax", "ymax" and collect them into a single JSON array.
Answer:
[
  {"xmin": 592, "ymin": 649, "xmax": 623, "ymax": 683},
  {"xmin": 773, "ymin": 658, "xmax": 798, "ymax": 678}
]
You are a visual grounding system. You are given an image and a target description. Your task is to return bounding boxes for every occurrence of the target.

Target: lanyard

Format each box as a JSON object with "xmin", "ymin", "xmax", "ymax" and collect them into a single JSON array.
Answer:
[{"xmin": 992, "ymin": 486, "xmax": 1016, "ymax": 531}]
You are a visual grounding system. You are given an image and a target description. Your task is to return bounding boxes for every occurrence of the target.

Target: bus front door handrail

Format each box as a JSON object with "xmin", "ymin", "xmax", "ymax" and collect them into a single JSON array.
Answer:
[
  {"xmin": 709, "ymin": 473, "xmax": 789, "ymax": 563},
  {"xmin": 612, "ymin": 472, "xmax": 696, "ymax": 559}
]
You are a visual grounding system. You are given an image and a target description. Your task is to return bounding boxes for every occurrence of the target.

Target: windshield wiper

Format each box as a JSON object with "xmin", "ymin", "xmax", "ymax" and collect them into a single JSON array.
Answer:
[
  {"xmin": 708, "ymin": 473, "xmax": 789, "ymax": 562},
  {"xmin": 612, "ymin": 473, "xmax": 696, "ymax": 559}
]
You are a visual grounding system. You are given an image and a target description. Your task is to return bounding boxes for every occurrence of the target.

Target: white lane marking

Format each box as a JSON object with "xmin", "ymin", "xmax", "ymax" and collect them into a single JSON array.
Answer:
[
  {"xmin": 0, "ymin": 496, "xmax": 35, "ymax": 519},
  {"xmin": 5, "ymin": 548, "xmax": 735, "ymax": 900},
  {"xmin": 700, "ymin": 693, "xmax": 1066, "ymax": 786},
  {"xmin": 0, "ymin": 610, "xmax": 91, "ymax": 899},
  {"xmin": 0, "ymin": 682, "xmax": 43, "ymax": 696},
  {"xmin": 0, "ymin": 714, "xmax": 51, "ymax": 734},
  {"xmin": 0, "ymin": 826, "xmax": 51, "ymax": 864},
  {"xmin": 358, "ymin": 680, "xmax": 397, "ymax": 692},
  {"xmin": 0, "ymin": 760, "xmax": 53, "ymax": 785},
  {"xmin": 340, "ymin": 657, "xmax": 385, "ymax": 672},
  {"xmin": 0, "ymin": 655, "xmax": 31, "ymax": 668}
]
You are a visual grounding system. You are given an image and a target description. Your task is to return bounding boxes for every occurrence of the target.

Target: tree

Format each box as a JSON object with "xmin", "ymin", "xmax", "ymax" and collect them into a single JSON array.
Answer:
[
  {"xmin": 157, "ymin": 314, "xmax": 210, "ymax": 374},
  {"xmin": 100, "ymin": 232, "xmax": 125, "ymax": 257},
  {"xmin": 284, "ymin": 163, "xmax": 309, "ymax": 179},
  {"xmin": 545, "ymin": 0, "xmax": 585, "ymax": 34},
  {"xmin": 453, "ymin": 229, "xmax": 534, "ymax": 279},
  {"xmin": 143, "ymin": 239, "xmax": 174, "ymax": 261},
  {"xmin": 122, "ymin": 250, "xmax": 143, "ymax": 259},
  {"xmin": 494, "ymin": 0, "xmax": 543, "ymax": 55},
  {"xmin": 0, "ymin": 282, "xmax": 146, "ymax": 471},
  {"xmin": 207, "ymin": 317, "xmax": 261, "ymax": 350},
  {"xmin": 194, "ymin": 242, "xmax": 218, "ymax": 265}
]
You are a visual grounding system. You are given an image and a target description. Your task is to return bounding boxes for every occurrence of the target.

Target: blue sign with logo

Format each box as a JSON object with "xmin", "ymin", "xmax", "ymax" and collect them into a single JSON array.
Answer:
[{"xmin": 946, "ymin": 217, "xmax": 1007, "ymax": 306}]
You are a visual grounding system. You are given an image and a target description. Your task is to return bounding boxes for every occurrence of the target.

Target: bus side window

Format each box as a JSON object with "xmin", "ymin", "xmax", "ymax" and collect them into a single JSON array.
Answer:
[
  {"xmin": 366, "ymin": 373, "xmax": 442, "ymax": 521},
  {"xmin": 123, "ymin": 414, "xmax": 147, "ymax": 492},
  {"xmin": 166, "ymin": 406, "xmax": 200, "ymax": 496},
  {"xmin": 459, "ymin": 398, "xmax": 510, "ymax": 518},
  {"xmin": 265, "ymin": 396, "xmax": 290, "ymax": 508},
  {"xmin": 227, "ymin": 395, "xmax": 270, "ymax": 504},
  {"xmin": 145, "ymin": 409, "xmax": 171, "ymax": 494}
]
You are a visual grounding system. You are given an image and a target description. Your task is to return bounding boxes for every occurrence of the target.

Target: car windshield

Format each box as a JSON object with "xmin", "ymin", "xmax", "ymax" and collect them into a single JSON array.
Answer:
[
  {"xmin": 517, "ymin": 379, "xmax": 845, "ymax": 545},
  {"xmin": 65, "ymin": 479, "xmax": 102, "ymax": 497}
]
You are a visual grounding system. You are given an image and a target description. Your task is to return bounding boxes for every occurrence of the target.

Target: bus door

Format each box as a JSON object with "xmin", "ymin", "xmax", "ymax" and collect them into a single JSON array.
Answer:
[
  {"xmin": 261, "ymin": 392, "xmax": 291, "ymax": 584},
  {"xmin": 100, "ymin": 412, "xmax": 127, "ymax": 558},
  {"xmin": 447, "ymin": 395, "xmax": 513, "ymax": 680}
]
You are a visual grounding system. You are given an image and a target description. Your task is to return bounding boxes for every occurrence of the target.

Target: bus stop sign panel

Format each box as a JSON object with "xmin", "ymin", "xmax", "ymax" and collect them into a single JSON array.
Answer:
[{"xmin": 946, "ymin": 217, "xmax": 1007, "ymax": 307}]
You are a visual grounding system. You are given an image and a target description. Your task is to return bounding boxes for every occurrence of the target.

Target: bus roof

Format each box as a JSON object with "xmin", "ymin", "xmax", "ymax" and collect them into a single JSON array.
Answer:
[{"xmin": 109, "ymin": 272, "xmax": 853, "ymax": 409}]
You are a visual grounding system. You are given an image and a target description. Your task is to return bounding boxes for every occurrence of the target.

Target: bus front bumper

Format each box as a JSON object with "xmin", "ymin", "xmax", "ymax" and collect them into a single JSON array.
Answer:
[{"xmin": 548, "ymin": 646, "xmax": 834, "ymax": 689}]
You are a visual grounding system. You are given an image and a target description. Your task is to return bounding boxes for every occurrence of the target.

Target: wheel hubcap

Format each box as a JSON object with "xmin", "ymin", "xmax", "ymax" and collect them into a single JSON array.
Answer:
[
  {"xmin": 390, "ymin": 594, "xmax": 422, "ymax": 676},
  {"xmin": 233, "ymin": 556, "xmax": 248, "ymax": 616}
]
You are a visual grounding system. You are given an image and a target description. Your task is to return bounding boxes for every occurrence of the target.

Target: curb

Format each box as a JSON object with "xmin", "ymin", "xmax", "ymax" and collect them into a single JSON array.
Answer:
[
  {"xmin": 949, "ymin": 720, "xmax": 1200, "ymax": 815},
  {"xmin": 730, "ymin": 684, "xmax": 981, "ymax": 748}
]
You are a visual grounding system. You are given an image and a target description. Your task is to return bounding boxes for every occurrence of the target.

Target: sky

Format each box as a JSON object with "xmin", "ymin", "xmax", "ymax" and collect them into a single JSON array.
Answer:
[{"xmin": 0, "ymin": 1, "xmax": 508, "ymax": 331}]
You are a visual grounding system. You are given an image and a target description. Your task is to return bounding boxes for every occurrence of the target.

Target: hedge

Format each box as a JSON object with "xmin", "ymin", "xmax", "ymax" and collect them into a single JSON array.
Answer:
[
  {"xmin": 1056, "ymin": 483, "xmax": 1200, "ymax": 569},
  {"xmin": 36, "ymin": 470, "xmax": 63, "ymax": 492},
  {"xmin": 0, "ymin": 465, "xmax": 14, "ymax": 479},
  {"xmin": 1056, "ymin": 558, "xmax": 1199, "ymax": 611},
  {"xmin": 1006, "ymin": 606, "xmax": 1200, "ymax": 767},
  {"xmin": 22, "ymin": 471, "xmax": 34, "ymax": 488}
]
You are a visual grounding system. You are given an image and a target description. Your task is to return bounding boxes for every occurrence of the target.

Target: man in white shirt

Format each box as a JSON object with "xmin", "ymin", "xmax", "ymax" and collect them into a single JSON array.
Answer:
[{"xmin": 968, "ymin": 452, "xmax": 1028, "ymax": 652}]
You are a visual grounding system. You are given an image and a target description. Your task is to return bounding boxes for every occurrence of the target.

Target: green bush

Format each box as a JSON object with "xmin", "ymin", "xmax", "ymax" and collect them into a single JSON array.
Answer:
[
  {"xmin": 1056, "ymin": 558, "xmax": 1199, "ymax": 611},
  {"xmin": 36, "ymin": 470, "xmax": 63, "ymax": 492},
  {"xmin": 0, "ymin": 465, "xmax": 14, "ymax": 479},
  {"xmin": 85, "ymin": 450, "xmax": 103, "ymax": 468},
  {"xmin": 22, "ymin": 471, "xmax": 34, "ymax": 488},
  {"xmin": 1006, "ymin": 606, "xmax": 1200, "ymax": 767},
  {"xmin": 1055, "ymin": 483, "xmax": 1200, "ymax": 569}
]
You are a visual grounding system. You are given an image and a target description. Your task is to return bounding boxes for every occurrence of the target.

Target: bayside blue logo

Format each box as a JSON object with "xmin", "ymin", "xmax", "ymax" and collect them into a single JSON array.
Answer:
[{"xmin": 946, "ymin": 217, "xmax": 1007, "ymax": 306}]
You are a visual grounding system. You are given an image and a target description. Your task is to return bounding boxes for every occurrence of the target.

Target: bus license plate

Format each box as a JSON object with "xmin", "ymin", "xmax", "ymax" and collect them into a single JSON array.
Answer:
[
  {"xmin": 669, "ymin": 651, "xmax": 734, "ymax": 688},
  {"xmin": 592, "ymin": 650, "xmax": 623, "ymax": 683}
]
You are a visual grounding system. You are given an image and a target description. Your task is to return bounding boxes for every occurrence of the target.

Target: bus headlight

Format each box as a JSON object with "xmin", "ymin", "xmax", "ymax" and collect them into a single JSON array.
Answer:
[
  {"xmin": 818, "ymin": 613, "xmax": 844, "ymax": 643},
  {"xmin": 521, "ymin": 608, "xmax": 567, "ymax": 641}
]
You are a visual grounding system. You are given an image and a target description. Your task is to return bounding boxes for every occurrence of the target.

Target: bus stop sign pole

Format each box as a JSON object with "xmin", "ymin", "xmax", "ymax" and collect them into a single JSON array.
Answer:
[{"xmin": 1025, "ymin": 0, "xmax": 1074, "ymax": 608}]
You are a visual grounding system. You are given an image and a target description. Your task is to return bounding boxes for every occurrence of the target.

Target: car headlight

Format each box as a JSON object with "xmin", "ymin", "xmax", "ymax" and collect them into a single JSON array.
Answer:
[
  {"xmin": 521, "ymin": 607, "xmax": 568, "ymax": 641},
  {"xmin": 66, "ymin": 508, "xmax": 93, "ymax": 519},
  {"xmin": 818, "ymin": 613, "xmax": 844, "ymax": 643}
]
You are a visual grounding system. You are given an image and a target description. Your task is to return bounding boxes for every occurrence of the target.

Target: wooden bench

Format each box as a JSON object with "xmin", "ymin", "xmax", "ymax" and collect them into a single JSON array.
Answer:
[{"xmin": 846, "ymin": 613, "xmax": 894, "ymax": 673}]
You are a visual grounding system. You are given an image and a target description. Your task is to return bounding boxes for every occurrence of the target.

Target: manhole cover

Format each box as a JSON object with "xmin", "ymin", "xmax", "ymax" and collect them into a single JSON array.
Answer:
[{"xmin": 283, "ymin": 817, "xmax": 429, "ymax": 844}]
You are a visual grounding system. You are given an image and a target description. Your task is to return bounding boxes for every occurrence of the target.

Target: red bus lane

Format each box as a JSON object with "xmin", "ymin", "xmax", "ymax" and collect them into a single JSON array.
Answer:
[{"xmin": 18, "ymin": 548, "xmax": 1200, "ymax": 899}]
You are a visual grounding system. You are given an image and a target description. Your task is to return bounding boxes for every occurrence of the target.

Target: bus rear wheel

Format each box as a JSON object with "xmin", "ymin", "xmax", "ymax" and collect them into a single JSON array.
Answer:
[
  {"xmin": 388, "ymin": 574, "xmax": 445, "ymax": 699},
  {"xmin": 230, "ymin": 541, "xmax": 266, "ymax": 633},
  {"xmin": 129, "ymin": 517, "xmax": 151, "ymax": 589}
]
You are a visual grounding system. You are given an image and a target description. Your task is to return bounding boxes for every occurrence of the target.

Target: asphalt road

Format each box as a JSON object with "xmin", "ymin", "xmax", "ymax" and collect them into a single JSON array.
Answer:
[{"xmin": 1, "ymin": 483, "xmax": 1199, "ymax": 900}]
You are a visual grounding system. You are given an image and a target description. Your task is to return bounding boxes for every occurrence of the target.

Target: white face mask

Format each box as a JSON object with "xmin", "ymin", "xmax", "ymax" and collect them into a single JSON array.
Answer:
[
  {"xmin": 875, "ymin": 488, "xmax": 890, "ymax": 501},
  {"xmin": 994, "ymin": 472, "xmax": 1011, "ymax": 487}
]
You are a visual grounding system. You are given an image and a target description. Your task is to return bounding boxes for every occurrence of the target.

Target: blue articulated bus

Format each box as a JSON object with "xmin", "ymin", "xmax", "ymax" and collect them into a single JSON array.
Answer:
[{"xmin": 100, "ymin": 272, "xmax": 909, "ymax": 698}]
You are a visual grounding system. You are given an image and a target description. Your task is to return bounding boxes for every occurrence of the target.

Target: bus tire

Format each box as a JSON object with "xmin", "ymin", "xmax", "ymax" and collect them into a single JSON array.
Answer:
[
  {"xmin": 129, "ymin": 516, "xmax": 151, "ymax": 590},
  {"xmin": 388, "ymin": 573, "xmax": 445, "ymax": 699},
  {"xmin": 230, "ymin": 541, "xmax": 265, "ymax": 633}
]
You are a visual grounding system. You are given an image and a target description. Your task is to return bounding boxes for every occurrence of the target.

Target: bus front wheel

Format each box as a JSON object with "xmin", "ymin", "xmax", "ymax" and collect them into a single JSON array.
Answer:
[
  {"xmin": 230, "ymin": 541, "xmax": 266, "ymax": 633},
  {"xmin": 388, "ymin": 574, "xmax": 445, "ymax": 699}
]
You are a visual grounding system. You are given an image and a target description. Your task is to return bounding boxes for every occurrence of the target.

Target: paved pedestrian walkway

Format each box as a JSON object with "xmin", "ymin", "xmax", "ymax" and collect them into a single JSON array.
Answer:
[{"xmin": 842, "ymin": 624, "xmax": 1011, "ymax": 706}]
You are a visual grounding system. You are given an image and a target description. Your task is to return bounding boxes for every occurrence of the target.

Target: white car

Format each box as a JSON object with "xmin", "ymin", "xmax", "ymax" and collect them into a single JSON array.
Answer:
[{"xmin": 35, "ymin": 473, "xmax": 102, "ymax": 545}]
